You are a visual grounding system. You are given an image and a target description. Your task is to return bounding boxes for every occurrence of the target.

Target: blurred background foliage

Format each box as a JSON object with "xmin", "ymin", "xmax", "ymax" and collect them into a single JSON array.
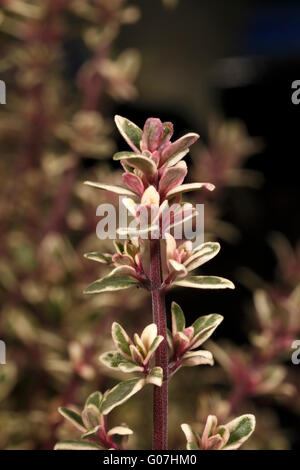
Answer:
[{"xmin": 0, "ymin": 0, "xmax": 299, "ymax": 449}]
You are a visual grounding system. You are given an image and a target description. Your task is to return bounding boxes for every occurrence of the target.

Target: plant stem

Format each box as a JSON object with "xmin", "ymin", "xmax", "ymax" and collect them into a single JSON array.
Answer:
[{"xmin": 149, "ymin": 238, "xmax": 168, "ymax": 450}]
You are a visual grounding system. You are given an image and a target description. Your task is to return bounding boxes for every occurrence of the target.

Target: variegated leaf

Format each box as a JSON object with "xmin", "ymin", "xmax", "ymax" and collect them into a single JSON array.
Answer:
[
  {"xmin": 168, "ymin": 259, "xmax": 188, "ymax": 278},
  {"xmin": 166, "ymin": 182, "xmax": 215, "ymax": 199},
  {"xmin": 84, "ymin": 181, "xmax": 136, "ymax": 197},
  {"xmin": 100, "ymin": 351, "xmax": 143, "ymax": 373},
  {"xmin": 111, "ymin": 322, "xmax": 132, "ymax": 359},
  {"xmin": 223, "ymin": 414, "xmax": 256, "ymax": 450},
  {"xmin": 84, "ymin": 275, "xmax": 140, "ymax": 294},
  {"xmin": 81, "ymin": 425, "xmax": 102, "ymax": 439},
  {"xmin": 58, "ymin": 407, "xmax": 86, "ymax": 433},
  {"xmin": 144, "ymin": 336, "xmax": 164, "ymax": 364},
  {"xmin": 146, "ymin": 366, "xmax": 163, "ymax": 387},
  {"xmin": 181, "ymin": 350, "xmax": 214, "ymax": 367},
  {"xmin": 114, "ymin": 115, "xmax": 142, "ymax": 152},
  {"xmin": 122, "ymin": 172, "xmax": 144, "ymax": 197},
  {"xmin": 181, "ymin": 423, "xmax": 200, "ymax": 450},
  {"xmin": 166, "ymin": 149, "xmax": 189, "ymax": 167},
  {"xmin": 85, "ymin": 391, "xmax": 102, "ymax": 410},
  {"xmin": 142, "ymin": 118, "xmax": 163, "ymax": 152},
  {"xmin": 173, "ymin": 331, "xmax": 190, "ymax": 355},
  {"xmin": 202, "ymin": 415, "xmax": 218, "ymax": 444},
  {"xmin": 141, "ymin": 185, "xmax": 160, "ymax": 205},
  {"xmin": 190, "ymin": 314, "xmax": 223, "ymax": 349},
  {"xmin": 84, "ymin": 252, "xmax": 113, "ymax": 264},
  {"xmin": 114, "ymin": 152, "xmax": 156, "ymax": 176},
  {"xmin": 161, "ymin": 133, "xmax": 199, "ymax": 164},
  {"xmin": 173, "ymin": 276, "xmax": 235, "ymax": 290},
  {"xmin": 81, "ymin": 404, "xmax": 101, "ymax": 430},
  {"xmin": 140, "ymin": 323, "xmax": 158, "ymax": 350},
  {"xmin": 107, "ymin": 266, "xmax": 137, "ymax": 278},
  {"xmin": 158, "ymin": 161, "xmax": 187, "ymax": 198},
  {"xmin": 133, "ymin": 333, "xmax": 147, "ymax": 357},
  {"xmin": 129, "ymin": 344, "xmax": 144, "ymax": 366},
  {"xmin": 100, "ymin": 378, "xmax": 146, "ymax": 415},
  {"xmin": 171, "ymin": 302, "xmax": 186, "ymax": 335},
  {"xmin": 107, "ymin": 425, "xmax": 133, "ymax": 437},
  {"xmin": 216, "ymin": 425, "xmax": 230, "ymax": 445},
  {"xmin": 184, "ymin": 242, "xmax": 220, "ymax": 272},
  {"xmin": 161, "ymin": 122, "xmax": 173, "ymax": 144}
]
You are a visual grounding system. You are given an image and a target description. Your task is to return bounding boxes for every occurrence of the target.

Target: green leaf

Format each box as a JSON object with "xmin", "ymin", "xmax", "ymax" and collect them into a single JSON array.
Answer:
[
  {"xmin": 54, "ymin": 440, "xmax": 102, "ymax": 450},
  {"xmin": 223, "ymin": 414, "xmax": 256, "ymax": 450},
  {"xmin": 111, "ymin": 322, "xmax": 132, "ymax": 359},
  {"xmin": 171, "ymin": 302, "xmax": 186, "ymax": 335},
  {"xmin": 190, "ymin": 314, "xmax": 223, "ymax": 349},
  {"xmin": 85, "ymin": 391, "xmax": 102, "ymax": 410},
  {"xmin": 146, "ymin": 367, "xmax": 163, "ymax": 387},
  {"xmin": 84, "ymin": 181, "xmax": 136, "ymax": 197},
  {"xmin": 173, "ymin": 276, "xmax": 235, "ymax": 290},
  {"xmin": 84, "ymin": 252, "xmax": 113, "ymax": 264},
  {"xmin": 114, "ymin": 115, "xmax": 142, "ymax": 152},
  {"xmin": 100, "ymin": 378, "xmax": 146, "ymax": 415},
  {"xmin": 100, "ymin": 351, "xmax": 143, "ymax": 373},
  {"xmin": 83, "ymin": 275, "xmax": 140, "ymax": 294},
  {"xmin": 58, "ymin": 407, "xmax": 86, "ymax": 432},
  {"xmin": 114, "ymin": 152, "xmax": 156, "ymax": 176},
  {"xmin": 184, "ymin": 242, "xmax": 220, "ymax": 272},
  {"xmin": 166, "ymin": 182, "xmax": 215, "ymax": 199}
]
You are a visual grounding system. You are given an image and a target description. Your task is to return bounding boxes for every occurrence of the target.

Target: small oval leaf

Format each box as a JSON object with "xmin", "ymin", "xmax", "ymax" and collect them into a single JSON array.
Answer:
[
  {"xmin": 173, "ymin": 276, "xmax": 235, "ymax": 290},
  {"xmin": 115, "ymin": 115, "xmax": 142, "ymax": 152},
  {"xmin": 84, "ymin": 275, "xmax": 140, "ymax": 295},
  {"xmin": 100, "ymin": 378, "xmax": 146, "ymax": 415},
  {"xmin": 84, "ymin": 181, "xmax": 136, "ymax": 197}
]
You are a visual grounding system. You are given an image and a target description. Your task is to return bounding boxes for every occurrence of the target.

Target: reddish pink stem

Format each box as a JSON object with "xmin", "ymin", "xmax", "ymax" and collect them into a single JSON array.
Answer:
[{"xmin": 149, "ymin": 239, "xmax": 168, "ymax": 450}]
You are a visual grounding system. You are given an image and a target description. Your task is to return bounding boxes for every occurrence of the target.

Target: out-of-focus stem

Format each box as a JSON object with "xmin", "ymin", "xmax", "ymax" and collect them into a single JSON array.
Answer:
[{"xmin": 149, "ymin": 238, "xmax": 168, "ymax": 450}]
